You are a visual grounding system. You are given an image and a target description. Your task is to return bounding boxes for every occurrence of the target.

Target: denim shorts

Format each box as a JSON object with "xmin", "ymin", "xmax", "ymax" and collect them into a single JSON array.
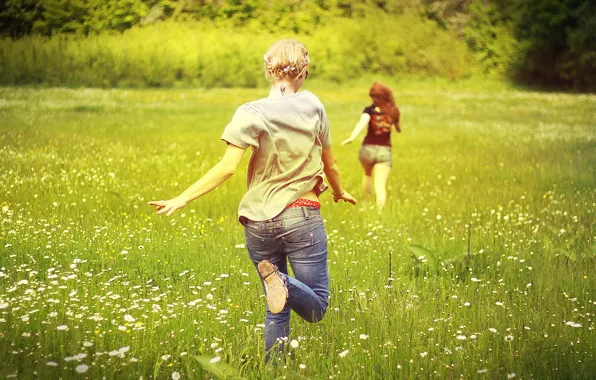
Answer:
[{"xmin": 359, "ymin": 144, "xmax": 392, "ymax": 168}]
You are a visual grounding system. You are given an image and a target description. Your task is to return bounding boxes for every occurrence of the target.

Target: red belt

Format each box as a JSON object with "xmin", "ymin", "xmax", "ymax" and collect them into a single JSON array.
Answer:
[{"xmin": 286, "ymin": 198, "xmax": 321, "ymax": 209}]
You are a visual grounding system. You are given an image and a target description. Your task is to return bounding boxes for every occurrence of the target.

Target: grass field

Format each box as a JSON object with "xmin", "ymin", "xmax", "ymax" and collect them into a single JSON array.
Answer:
[{"xmin": 0, "ymin": 79, "xmax": 595, "ymax": 379}]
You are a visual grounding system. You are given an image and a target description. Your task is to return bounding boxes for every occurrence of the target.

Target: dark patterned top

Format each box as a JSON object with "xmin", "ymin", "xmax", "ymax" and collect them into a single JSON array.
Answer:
[{"xmin": 362, "ymin": 105, "xmax": 395, "ymax": 147}]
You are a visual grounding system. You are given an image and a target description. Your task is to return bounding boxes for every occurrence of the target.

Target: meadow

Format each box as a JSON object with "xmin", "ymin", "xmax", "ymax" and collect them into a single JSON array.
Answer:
[{"xmin": 0, "ymin": 78, "xmax": 594, "ymax": 379}]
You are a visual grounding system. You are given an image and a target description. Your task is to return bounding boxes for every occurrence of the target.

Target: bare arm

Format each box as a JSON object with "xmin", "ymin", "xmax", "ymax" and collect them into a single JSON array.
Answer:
[
  {"xmin": 322, "ymin": 148, "xmax": 357, "ymax": 205},
  {"xmin": 148, "ymin": 144, "xmax": 246, "ymax": 216},
  {"xmin": 341, "ymin": 113, "xmax": 370, "ymax": 146}
]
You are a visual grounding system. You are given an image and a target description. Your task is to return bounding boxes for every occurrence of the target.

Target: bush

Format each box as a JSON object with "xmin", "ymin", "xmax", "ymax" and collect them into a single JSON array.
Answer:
[{"xmin": 0, "ymin": 15, "xmax": 473, "ymax": 88}]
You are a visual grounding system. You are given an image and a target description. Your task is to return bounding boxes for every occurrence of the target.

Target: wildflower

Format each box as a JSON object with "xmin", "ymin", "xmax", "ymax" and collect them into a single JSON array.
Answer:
[
  {"xmin": 507, "ymin": 373, "xmax": 516, "ymax": 379},
  {"xmin": 57, "ymin": 325, "xmax": 68, "ymax": 331},
  {"xmin": 75, "ymin": 364, "xmax": 89, "ymax": 373},
  {"xmin": 171, "ymin": 372, "xmax": 181, "ymax": 380},
  {"xmin": 477, "ymin": 369, "xmax": 488, "ymax": 373},
  {"xmin": 565, "ymin": 321, "xmax": 582, "ymax": 328},
  {"xmin": 124, "ymin": 314, "xmax": 135, "ymax": 322},
  {"xmin": 419, "ymin": 352, "xmax": 428, "ymax": 357},
  {"xmin": 46, "ymin": 361, "xmax": 58, "ymax": 367},
  {"xmin": 209, "ymin": 356, "xmax": 221, "ymax": 364},
  {"xmin": 504, "ymin": 335, "xmax": 514, "ymax": 342},
  {"xmin": 299, "ymin": 364, "xmax": 306, "ymax": 369},
  {"xmin": 290, "ymin": 340, "xmax": 299, "ymax": 348},
  {"xmin": 488, "ymin": 328, "xmax": 497, "ymax": 333},
  {"xmin": 456, "ymin": 335, "xmax": 467, "ymax": 340},
  {"xmin": 359, "ymin": 334, "xmax": 368, "ymax": 340},
  {"xmin": 338, "ymin": 350, "xmax": 349, "ymax": 358}
]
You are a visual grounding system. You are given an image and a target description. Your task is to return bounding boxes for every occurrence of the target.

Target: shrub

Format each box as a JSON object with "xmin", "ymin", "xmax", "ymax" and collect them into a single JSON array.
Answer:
[{"xmin": 0, "ymin": 15, "xmax": 473, "ymax": 88}]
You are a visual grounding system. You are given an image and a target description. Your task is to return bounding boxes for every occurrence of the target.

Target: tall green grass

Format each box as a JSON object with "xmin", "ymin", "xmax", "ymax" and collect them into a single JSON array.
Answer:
[
  {"xmin": 0, "ymin": 15, "xmax": 473, "ymax": 88},
  {"xmin": 0, "ymin": 80, "xmax": 594, "ymax": 379}
]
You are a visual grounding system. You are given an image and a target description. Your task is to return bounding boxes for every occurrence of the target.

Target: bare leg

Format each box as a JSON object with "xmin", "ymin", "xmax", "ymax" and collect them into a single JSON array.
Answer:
[
  {"xmin": 372, "ymin": 164, "xmax": 391, "ymax": 211},
  {"xmin": 361, "ymin": 164, "xmax": 373, "ymax": 200}
]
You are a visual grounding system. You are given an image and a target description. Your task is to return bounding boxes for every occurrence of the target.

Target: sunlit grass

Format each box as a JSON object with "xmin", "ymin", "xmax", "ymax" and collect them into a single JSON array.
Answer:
[{"xmin": 0, "ymin": 79, "xmax": 594, "ymax": 379}]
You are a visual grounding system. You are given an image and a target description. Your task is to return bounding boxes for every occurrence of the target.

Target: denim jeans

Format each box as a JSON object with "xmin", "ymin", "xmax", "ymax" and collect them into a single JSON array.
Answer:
[{"xmin": 243, "ymin": 206, "xmax": 329, "ymax": 359}]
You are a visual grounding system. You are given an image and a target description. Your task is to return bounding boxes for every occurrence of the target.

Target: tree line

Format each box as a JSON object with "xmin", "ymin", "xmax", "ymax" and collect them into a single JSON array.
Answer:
[{"xmin": 1, "ymin": 0, "xmax": 594, "ymax": 90}]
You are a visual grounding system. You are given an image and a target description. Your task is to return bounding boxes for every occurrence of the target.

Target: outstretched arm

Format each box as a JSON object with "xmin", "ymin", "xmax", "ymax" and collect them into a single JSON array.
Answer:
[
  {"xmin": 322, "ymin": 148, "xmax": 357, "ymax": 205},
  {"xmin": 148, "ymin": 143, "xmax": 246, "ymax": 216},
  {"xmin": 341, "ymin": 113, "xmax": 370, "ymax": 146}
]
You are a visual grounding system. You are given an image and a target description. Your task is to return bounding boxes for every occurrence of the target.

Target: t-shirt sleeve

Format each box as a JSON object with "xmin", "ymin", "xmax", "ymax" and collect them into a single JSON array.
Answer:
[
  {"xmin": 220, "ymin": 106, "xmax": 261, "ymax": 149},
  {"xmin": 319, "ymin": 106, "xmax": 332, "ymax": 150},
  {"xmin": 363, "ymin": 105, "xmax": 374, "ymax": 115}
]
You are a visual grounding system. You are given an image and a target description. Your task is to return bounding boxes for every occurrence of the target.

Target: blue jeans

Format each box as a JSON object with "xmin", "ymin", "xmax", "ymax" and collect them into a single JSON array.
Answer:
[{"xmin": 243, "ymin": 207, "xmax": 329, "ymax": 359}]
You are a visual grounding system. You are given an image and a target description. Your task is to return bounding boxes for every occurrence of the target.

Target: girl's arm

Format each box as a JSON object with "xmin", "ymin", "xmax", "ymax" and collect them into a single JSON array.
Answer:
[
  {"xmin": 341, "ymin": 113, "xmax": 371, "ymax": 146},
  {"xmin": 322, "ymin": 148, "xmax": 357, "ymax": 205},
  {"xmin": 148, "ymin": 144, "xmax": 246, "ymax": 216}
]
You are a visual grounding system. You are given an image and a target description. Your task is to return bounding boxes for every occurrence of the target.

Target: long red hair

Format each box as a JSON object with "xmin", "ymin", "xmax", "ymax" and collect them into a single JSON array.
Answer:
[{"xmin": 369, "ymin": 82, "xmax": 400, "ymax": 124}]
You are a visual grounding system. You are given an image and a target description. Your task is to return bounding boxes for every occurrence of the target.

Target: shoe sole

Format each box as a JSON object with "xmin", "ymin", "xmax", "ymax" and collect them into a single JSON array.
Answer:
[{"xmin": 257, "ymin": 260, "xmax": 287, "ymax": 314}]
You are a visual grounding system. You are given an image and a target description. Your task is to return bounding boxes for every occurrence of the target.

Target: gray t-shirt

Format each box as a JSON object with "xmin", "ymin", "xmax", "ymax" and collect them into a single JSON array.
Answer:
[{"xmin": 221, "ymin": 91, "xmax": 331, "ymax": 222}]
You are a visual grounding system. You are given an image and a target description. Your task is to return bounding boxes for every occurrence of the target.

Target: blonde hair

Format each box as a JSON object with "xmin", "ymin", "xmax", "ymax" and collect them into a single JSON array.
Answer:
[{"xmin": 263, "ymin": 39, "xmax": 310, "ymax": 82}]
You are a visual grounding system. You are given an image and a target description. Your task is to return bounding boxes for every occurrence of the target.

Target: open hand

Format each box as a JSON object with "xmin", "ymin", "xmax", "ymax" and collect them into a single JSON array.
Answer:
[
  {"xmin": 333, "ymin": 191, "xmax": 357, "ymax": 205},
  {"xmin": 147, "ymin": 197, "xmax": 188, "ymax": 216}
]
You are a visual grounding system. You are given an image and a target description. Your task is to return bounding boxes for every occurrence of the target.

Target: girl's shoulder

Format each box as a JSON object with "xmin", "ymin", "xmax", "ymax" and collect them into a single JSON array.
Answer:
[
  {"xmin": 302, "ymin": 90, "xmax": 325, "ymax": 108},
  {"xmin": 363, "ymin": 104, "xmax": 377, "ymax": 114}
]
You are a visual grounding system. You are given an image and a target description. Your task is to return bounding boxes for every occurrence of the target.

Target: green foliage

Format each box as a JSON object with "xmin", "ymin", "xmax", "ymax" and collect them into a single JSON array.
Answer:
[
  {"xmin": 467, "ymin": 0, "xmax": 596, "ymax": 90},
  {"xmin": 465, "ymin": 0, "xmax": 519, "ymax": 75},
  {"xmin": 2, "ymin": 0, "xmax": 595, "ymax": 90},
  {"xmin": 0, "ymin": 0, "xmax": 41, "ymax": 38},
  {"xmin": 194, "ymin": 355, "xmax": 245, "ymax": 379},
  {"xmin": 307, "ymin": 14, "xmax": 473, "ymax": 81},
  {"xmin": 0, "ymin": 15, "xmax": 473, "ymax": 87},
  {"xmin": 557, "ymin": 1, "xmax": 596, "ymax": 89},
  {"xmin": 32, "ymin": 0, "xmax": 151, "ymax": 35}
]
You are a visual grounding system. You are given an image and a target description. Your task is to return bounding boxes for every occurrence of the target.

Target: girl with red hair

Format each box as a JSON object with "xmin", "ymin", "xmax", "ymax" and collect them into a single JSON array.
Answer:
[{"xmin": 342, "ymin": 82, "xmax": 401, "ymax": 210}]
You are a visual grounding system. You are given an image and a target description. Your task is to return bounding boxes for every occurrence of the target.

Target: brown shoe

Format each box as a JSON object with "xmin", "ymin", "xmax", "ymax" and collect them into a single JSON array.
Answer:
[{"xmin": 257, "ymin": 260, "xmax": 288, "ymax": 314}]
